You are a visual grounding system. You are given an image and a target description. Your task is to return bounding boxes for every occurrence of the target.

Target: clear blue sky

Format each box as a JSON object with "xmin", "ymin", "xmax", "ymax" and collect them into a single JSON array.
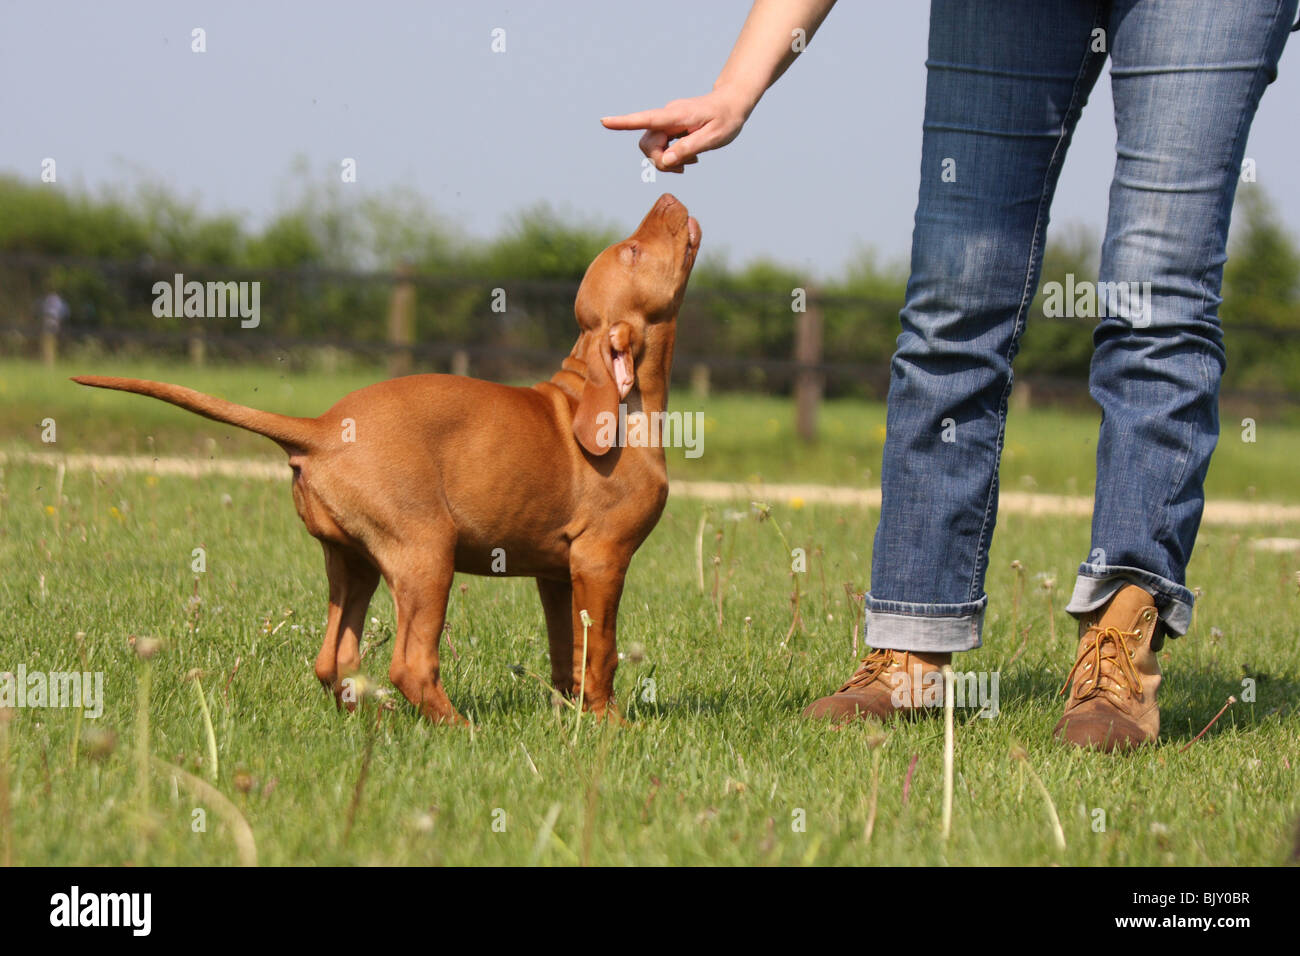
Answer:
[{"xmin": 4, "ymin": 0, "xmax": 1299, "ymax": 280}]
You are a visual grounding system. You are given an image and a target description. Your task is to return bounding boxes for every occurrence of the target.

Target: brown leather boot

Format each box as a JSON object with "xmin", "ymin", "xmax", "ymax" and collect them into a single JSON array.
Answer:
[
  {"xmin": 1054, "ymin": 584, "xmax": 1162, "ymax": 753},
  {"xmin": 802, "ymin": 647, "xmax": 952, "ymax": 723}
]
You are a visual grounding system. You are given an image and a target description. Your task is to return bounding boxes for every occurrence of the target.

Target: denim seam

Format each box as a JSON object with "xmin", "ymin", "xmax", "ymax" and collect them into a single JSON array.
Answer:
[
  {"xmin": 1200, "ymin": 0, "xmax": 1289, "ymax": 307},
  {"xmin": 1153, "ymin": 0, "xmax": 1286, "ymax": 566},
  {"xmin": 1074, "ymin": 563, "xmax": 1195, "ymax": 607},
  {"xmin": 966, "ymin": 0, "xmax": 1108, "ymax": 604},
  {"xmin": 1193, "ymin": 0, "xmax": 1286, "ymax": 310},
  {"xmin": 864, "ymin": 596, "xmax": 987, "ymax": 616}
]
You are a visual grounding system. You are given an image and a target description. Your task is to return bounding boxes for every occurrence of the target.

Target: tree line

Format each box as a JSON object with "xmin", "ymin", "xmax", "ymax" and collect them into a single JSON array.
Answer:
[{"xmin": 2, "ymin": 173, "xmax": 1297, "ymax": 398}]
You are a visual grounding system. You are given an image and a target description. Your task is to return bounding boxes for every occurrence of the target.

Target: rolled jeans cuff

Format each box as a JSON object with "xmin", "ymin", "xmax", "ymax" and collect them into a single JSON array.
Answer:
[
  {"xmin": 862, "ymin": 594, "xmax": 986, "ymax": 653},
  {"xmin": 1065, "ymin": 564, "xmax": 1194, "ymax": 638}
]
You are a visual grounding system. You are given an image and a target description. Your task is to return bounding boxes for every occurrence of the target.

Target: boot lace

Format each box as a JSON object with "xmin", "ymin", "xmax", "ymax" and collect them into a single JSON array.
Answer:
[
  {"xmin": 1059, "ymin": 625, "xmax": 1143, "ymax": 703},
  {"xmin": 839, "ymin": 648, "xmax": 897, "ymax": 693}
]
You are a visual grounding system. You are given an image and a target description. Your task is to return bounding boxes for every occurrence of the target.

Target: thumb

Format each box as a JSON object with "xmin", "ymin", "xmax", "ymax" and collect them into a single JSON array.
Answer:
[{"xmin": 661, "ymin": 125, "xmax": 716, "ymax": 166}]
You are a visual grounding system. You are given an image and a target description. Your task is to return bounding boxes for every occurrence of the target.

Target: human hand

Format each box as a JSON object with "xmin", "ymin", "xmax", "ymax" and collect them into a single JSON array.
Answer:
[{"xmin": 601, "ymin": 88, "xmax": 752, "ymax": 173}]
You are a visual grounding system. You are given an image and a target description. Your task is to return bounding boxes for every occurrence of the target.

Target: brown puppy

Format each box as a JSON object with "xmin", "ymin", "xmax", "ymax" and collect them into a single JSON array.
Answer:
[{"xmin": 74, "ymin": 193, "xmax": 701, "ymax": 724}]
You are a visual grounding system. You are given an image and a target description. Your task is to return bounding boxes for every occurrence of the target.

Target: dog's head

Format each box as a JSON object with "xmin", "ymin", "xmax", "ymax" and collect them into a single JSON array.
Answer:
[{"xmin": 571, "ymin": 193, "xmax": 701, "ymax": 456}]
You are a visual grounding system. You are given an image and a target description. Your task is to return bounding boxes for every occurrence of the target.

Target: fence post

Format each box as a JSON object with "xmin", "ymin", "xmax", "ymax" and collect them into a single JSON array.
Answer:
[
  {"xmin": 794, "ymin": 287, "xmax": 823, "ymax": 443},
  {"xmin": 40, "ymin": 328, "xmax": 57, "ymax": 367},
  {"xmin": 189, "ymin": 321, "xmax": 206, "ymax": 367},
  {"xmin": 1011, "ymin": 380, "xmax": 1032, "ymax": 413},
  {"xmin": 690, "ymin": 363, "xmax": 711, "ymax": 399},
  {"xmin": 387, "ymin": 260, "xmax": 415, "ymax": 378}
]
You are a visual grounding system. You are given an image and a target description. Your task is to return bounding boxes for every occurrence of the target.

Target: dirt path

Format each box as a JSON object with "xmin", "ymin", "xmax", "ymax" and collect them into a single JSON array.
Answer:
[{"xmin": 4, "ymin": 449, "xmax": 1299, "ymax": 527}]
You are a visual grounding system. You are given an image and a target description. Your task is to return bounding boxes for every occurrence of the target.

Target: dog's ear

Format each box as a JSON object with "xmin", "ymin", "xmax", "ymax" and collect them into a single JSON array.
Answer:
[{"xmin": 573, "ymin": 330, "xmax": 620, "ymax": 456}]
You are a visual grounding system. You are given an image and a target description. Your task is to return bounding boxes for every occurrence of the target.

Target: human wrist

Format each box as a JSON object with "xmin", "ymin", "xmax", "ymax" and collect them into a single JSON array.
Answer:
[{"xmin": 711, "ymin": 77, "xmax": 763, "ymax": 120}]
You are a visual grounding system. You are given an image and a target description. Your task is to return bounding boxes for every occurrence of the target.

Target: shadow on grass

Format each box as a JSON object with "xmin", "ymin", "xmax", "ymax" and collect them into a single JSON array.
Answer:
[
  {"xmin": 385, "ymin": 650, "xmax": 1296, "ymax": 749},
  {"xmin": 1005, "ymin": 656, "xmax": 1298, "ymax": 748}
]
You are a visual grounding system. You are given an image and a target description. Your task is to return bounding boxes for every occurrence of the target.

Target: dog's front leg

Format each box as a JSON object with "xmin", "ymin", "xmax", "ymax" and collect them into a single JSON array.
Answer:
[
  {"xmin": 536, "ymin": 577, "xmax": 575, "ymax": 698},
  {"xmin": 568, "ymin": 545, "xmax": 630, "ymax": 718}
]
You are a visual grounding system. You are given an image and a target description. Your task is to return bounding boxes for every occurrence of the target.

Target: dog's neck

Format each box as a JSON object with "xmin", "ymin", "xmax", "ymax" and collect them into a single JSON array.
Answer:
[{"xmin": 549, "ymin": 326, "xmax": 675, "ymax": 419}]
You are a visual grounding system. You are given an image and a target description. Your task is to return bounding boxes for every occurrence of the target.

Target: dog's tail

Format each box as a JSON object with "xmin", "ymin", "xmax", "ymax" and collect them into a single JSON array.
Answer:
[{"xmin": 72, "ymin": 376, "xmax": 323, "ymax": 454}]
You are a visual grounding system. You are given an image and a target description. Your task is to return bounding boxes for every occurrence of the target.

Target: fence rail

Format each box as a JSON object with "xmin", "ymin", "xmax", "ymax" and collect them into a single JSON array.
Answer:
[{"xmin": 4, "ymin": 253, "xmax": 1298, "ymax": 435}]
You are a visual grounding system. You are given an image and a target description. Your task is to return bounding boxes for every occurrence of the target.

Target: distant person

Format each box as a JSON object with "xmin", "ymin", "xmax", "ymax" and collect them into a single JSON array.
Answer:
[
  {"xmin": 40, "ymin": 290, "xmax": 69, "ymax": 334},
  {"xmin": 39, "ymin": 289, "xmax": 70, "ymax": 366},
  {"xmin": 604, "ymin": 0, "xmax": 1299, "ymax": 751}
]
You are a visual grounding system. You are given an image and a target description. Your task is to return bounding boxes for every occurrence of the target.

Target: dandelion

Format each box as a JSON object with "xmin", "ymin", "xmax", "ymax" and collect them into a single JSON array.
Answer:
[
  {"xmin": 1036, "ymin": 573, "xmax": 1058, "ymax": 642},
  {"xmin": 128, "ymin": 635, "xmax": 163, "ymax": 660},
  {"xmin": 941, "ymin": 666, "xmax": 955, "ymax": 841},
  {"xmin": 82, "ymin": 726, "xmax": 118, "ymax": 762},
  {"xmin": 573, "ymin": 609, "xmax": 593, "ymax": 741},
  {"xmin": 1009, "ymin": 560, "xmax": 1027, "ymax": 644},
  {"xmin": 343, "ymin": 674, "xmax": 387, "ymax": 706},
  {"xmin": 184, "ymin": 669, "xmax": 218, "ymax": 781},
  {"xmin": 1011, "ymin": 745, "xmax": 1066, "ymax": 851},
  {"xmin": 1179, "ymin": 696, "xmax": 1237, "ymax": 753}
]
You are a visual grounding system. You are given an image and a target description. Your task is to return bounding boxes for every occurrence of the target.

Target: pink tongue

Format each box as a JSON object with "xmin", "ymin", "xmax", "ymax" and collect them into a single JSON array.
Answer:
[{"xmin": 613, "ymin": 351, "xmax": 634, "ymax": 398}]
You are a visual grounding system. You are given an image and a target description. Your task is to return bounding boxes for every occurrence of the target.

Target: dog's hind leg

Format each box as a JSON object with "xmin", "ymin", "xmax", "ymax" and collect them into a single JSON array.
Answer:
[
  {"xmin": 537, "ymin": 577, "xmax": 575, "ymax": 697},
  {"xmin": 387, "ymin": 546, "xmax": 463, "ymax": 725},
  {"xmin": 314, "ymin": 541, "xmax": 380, "ymax": 708}
]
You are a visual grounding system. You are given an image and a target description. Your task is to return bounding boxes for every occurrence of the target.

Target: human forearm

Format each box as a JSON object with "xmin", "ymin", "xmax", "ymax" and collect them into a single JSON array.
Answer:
[{"xmin": 714, "ymin": 0, "xmax": 838, "ymax": 116}]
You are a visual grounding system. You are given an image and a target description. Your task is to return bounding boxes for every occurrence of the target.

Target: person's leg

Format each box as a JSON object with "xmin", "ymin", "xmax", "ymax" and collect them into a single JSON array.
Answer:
[
  {"xmin": 1056, "ymin": 0, "xmax": 1297, "ymax": 750},
  {"xmin": 806, "ymin": 0, "xmax": 1111, "ymax": 720},
  {"xmin": 1066, "ymin": 0, "xmax": 1298, "ymax": 636}
]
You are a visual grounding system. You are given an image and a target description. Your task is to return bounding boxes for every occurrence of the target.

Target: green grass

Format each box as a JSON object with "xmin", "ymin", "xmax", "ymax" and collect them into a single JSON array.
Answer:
[
  {"xmin": 4, "ymin": 356, "xmax": 1300, "ymax": 501},
  {"xmin": 2, "ymin": 449, "xmax": 1298, "ymax": 865}
]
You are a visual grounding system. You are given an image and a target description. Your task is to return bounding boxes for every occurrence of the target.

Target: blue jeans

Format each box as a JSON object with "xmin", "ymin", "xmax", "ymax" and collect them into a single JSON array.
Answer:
[{"xmin": 865, "ymin": 0, "xmax": 1299, "ymax": 653}]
